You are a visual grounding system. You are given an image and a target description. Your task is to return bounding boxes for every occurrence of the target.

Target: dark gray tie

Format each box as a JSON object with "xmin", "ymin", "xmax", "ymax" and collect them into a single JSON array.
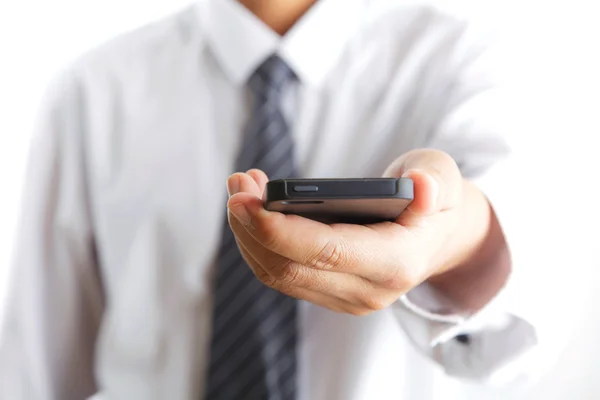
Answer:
[{"xmin": 205, "ymin": 55, "xmax": 298, "ymax": 400}]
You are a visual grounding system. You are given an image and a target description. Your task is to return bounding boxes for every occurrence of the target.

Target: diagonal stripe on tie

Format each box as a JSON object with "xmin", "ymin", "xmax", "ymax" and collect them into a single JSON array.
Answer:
[
  {"xmin": 208, "ymin": 297, "xmax": 296, "ymax": 395},
  {"xmin": 236, "ymin": 110, "xmax": 281, "ymax": 170},
  {"xmin": 205, "ymin": 55, "xmax": 298, "ymax": 400}
]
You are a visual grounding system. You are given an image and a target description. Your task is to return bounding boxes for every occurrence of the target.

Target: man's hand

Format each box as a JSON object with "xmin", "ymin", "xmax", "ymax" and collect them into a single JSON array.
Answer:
[{"xmin": 226, "ymin": 149, "xmax": 511, "ymax": 316}]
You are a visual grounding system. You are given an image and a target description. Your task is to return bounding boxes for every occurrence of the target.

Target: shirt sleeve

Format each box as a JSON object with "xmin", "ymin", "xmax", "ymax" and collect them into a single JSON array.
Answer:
[
  {"xmin": 0, "ymin": 69, "xmax": 104, "ymax": 400},
  {"xmin": 391, "ymin": 16, "xmax": 547, "ymax": 384}
]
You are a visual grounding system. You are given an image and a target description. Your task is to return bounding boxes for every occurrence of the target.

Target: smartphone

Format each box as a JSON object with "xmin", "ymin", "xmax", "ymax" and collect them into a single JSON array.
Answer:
[{"xmin": 264, "ymin": 178, "xmax": 414, "ymax": 224}]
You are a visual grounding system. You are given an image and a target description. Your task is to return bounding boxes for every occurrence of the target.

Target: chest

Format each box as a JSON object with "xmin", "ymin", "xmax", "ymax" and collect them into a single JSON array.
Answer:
[
  {"xmin": 84, "ymin": 65, "xmax": 438, "ymax": 299},
  {"xmin": 83, "ymin": 56, "xmax": 443, "ymax": 389}
]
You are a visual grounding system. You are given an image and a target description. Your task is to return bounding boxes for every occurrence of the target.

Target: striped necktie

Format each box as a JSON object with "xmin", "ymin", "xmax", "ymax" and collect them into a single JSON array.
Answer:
[{"xmin": 205, "ymin": 55, "xmax": 298, "ymax": 400}]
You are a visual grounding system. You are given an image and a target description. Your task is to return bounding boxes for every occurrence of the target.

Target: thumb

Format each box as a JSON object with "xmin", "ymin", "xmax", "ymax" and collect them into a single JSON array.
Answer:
[{"xmin": 383, "ymin": 149, "xmax": 463, "ymax": 217}]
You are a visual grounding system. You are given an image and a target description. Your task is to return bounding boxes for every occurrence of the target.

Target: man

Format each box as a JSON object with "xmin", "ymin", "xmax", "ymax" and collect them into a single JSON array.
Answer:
[{"xmin": 0, "ymin": 0, "xmax": 540, "ymax": 399}]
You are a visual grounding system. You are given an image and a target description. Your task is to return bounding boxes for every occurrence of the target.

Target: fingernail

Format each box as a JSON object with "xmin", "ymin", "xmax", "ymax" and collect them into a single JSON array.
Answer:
[
  {"xmin": 227, "ymin": 175, "xmax": 240, "ymax": 197},
  {"xmin": 229, "ymin": 203, "xmax": 252, "ymax": 227}
]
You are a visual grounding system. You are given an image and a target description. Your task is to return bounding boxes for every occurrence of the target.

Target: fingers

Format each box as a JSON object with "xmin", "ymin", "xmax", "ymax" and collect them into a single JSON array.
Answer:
[
  {"xmin": 227, "ymin": 172, "xmax": 262, "ymax": 197},
  {"xmin": 227, "ymin": 172, "xmax": 381, "ymax": 279},
  {"xmin": 224, "ymin": 171, "xmax": 422, "ymax": 316},
  {"xmin": 229, "ymin": 213, "xmax": 402, "ymax": 314},
  {"xmin": 228, "ymin": 191, "xmax": 405, "ymax": 283},
  {"xmin": 246, "ymin": 169, "xmax": 269, "ymax": 196},
  {"xmin": 229, "ymin": 210, "xmax": 348, "ymax": 293},
  {"xmin": 240, "ymin": 259, "xmax": 353, "ymax": 314},
  {"xmin": 383, "ymin": 149, "xmax": 463, "ymax": 217},
  {"xmin": 233, "ymin": 235, "xmax": 344, "ymax": 309},
  {"xmin": 230, "ymin": 211, "xmax": 328, "ymax": 292}
]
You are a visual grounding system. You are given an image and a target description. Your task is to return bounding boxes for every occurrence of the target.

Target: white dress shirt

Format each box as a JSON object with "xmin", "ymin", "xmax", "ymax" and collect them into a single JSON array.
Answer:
[{"xmin": 0, "ymin": 0, "xmax": 541, "ymax": 399}]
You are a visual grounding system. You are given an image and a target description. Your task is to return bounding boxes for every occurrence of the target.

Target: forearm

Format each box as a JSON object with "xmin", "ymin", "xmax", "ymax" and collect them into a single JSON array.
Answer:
[{"xmin": 427, "ymin": 179, "xmax": 511, "ymax": 312}]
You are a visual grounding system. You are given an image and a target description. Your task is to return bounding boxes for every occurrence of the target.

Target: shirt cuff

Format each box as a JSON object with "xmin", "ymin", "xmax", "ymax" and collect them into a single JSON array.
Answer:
[{"xmin": 392, "ymin": 280, "xmax": 538, "ymax": 382}]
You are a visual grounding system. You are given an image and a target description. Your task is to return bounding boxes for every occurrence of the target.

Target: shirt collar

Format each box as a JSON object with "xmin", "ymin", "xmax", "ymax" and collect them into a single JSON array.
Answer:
[{"xmin": 198, "ymin": 0, "xmax": 366, "ymax": 88}]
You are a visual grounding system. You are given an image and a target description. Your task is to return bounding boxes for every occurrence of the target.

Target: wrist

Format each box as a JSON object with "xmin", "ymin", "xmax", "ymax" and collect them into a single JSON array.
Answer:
[{"xmin": 427, "ymin": 179, "xmax": 511, "ymax": 312}]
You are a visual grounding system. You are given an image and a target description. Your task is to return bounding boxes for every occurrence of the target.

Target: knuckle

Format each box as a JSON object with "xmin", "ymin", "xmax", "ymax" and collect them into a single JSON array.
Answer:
[
  {"xmin": 259, "ymin": 224, "xmax": 280, "ymax": 250},
  {"xmin": 382, "ymin": 263, "xmax": 417, "ymax": 292},
  {"xmin": 253, "ymin": 215, "xmax": 282, "ymax": 250},
  {"xmin": 347, "ymin": 307, "xmax": 373, "ymax": 317},
  {"xmin": 438, "ymin": 149, "xmax": 459, "ymax": 169},
  {"xmin": 383, "ymin": 274, "xmax": 410, "ymax": 292},
  {"xmin": 360, "ymin": 294, "xmax": 390, "ymax": 312},
  {"xmin": 429, "ymin": 148, "xmax": 455, "ymax": 164},
  {"xmin": 259, "ymin": 272, "xmax": 291, "ymax": 296},
  {"xmin": 254, "ymin": 267, "xmax": 274, "ymax": 286},
  {"xmin": 276, "ymin": 262, "xmax": 302, "ymax": 287},
  {"xmin": 407, "ymin": 148, "xmax": 460, "ymax": 182},
  {"xmin": 262, "ymin": 259, "xmax": 307, "ymax": 293},
  {"xmin": 309, "ymin": 239, "xmax": 345, "ymax": 270}
]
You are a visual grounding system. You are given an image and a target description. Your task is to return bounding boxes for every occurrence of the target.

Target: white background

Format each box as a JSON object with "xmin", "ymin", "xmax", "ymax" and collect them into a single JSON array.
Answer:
[{"xmin": 0, "ymin": 0, "xmax": 599, "ymax": 399}]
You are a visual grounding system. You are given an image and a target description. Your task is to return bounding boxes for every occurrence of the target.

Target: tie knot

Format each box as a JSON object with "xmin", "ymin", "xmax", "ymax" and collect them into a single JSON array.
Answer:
[{"xmin": 248, "ymin": 55, "xmax": 296, "ymax": 102}]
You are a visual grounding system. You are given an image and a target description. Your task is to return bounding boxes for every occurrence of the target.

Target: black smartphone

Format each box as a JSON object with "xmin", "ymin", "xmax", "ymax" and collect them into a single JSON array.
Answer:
[{"xmin": 264, "ymin": 178, "xmax": 414, "ymax": 224}]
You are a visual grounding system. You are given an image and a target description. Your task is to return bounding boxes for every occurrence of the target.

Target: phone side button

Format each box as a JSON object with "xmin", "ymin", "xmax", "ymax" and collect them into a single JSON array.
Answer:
[{"xmin": 293, "ymin": 185, "xmax": 319, "ymax": 192}]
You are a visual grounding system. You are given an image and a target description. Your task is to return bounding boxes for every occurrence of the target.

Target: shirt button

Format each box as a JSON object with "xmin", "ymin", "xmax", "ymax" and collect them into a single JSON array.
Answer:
[{"xmin": 455, "ymin": 334, "xmax": 471, "ymax": 345}]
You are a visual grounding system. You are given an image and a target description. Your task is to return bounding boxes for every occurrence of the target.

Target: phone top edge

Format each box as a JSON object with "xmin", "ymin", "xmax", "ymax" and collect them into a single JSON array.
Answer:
[
  {"xmin": 265, "ymin": 178, "xmax": 414, "ymax": 201},
  {"xmin": 267, "ymin": 195, "xmax": 414, "ymax": 201},
  {"xmin": 267, "ymin": 178, "xmax": 409, "ymax": 183}
]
